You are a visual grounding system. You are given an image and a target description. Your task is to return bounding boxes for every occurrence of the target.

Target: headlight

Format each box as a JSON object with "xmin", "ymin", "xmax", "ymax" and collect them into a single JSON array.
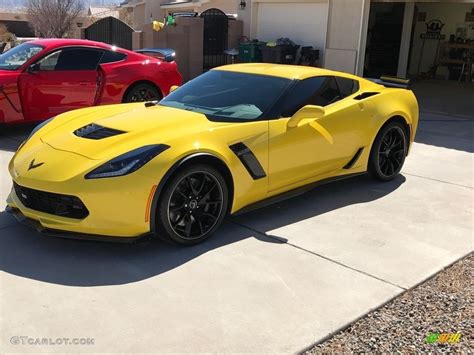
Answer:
[{"xmin": 85, "ymin": 144, "xmax": 170, "ymax": 179}]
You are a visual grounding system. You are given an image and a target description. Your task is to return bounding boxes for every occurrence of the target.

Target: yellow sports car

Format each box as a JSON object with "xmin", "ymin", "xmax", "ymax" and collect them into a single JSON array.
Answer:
[{"xmin": 7, "ymin": 64, "xmax": 418, "ymax": 245}]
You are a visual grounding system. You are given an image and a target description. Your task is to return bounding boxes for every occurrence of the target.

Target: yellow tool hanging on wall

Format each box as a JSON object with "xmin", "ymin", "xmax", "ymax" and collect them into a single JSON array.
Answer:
[{"xmin": 152, "ymin": 21, "xmax": 164, "ymax": 31}]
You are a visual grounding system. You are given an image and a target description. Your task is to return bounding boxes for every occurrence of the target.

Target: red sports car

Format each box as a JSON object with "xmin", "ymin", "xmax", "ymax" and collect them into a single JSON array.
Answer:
[{"xmin": 0, "ymin": 39, "xmax": 182, "ymax": 124}]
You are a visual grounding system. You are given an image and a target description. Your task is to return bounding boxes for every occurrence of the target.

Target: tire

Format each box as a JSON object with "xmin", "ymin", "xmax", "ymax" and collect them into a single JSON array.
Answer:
[
  {"xmin": 368, "ymin": 121, "xmax": 408, "ymax": 181},
  {"xmin": 156, "ymin": 164, "xmax": 229, "ymax": 246},
  {"xmin": 123, "ymin": 83, "xmax": 161, "ymax": 103}
]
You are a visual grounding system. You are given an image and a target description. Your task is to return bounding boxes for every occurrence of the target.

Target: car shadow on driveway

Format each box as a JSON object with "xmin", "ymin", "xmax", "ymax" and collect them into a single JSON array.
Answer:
[
  {"xmin": 0, "ymin": 174, "xmax": 405, "ymax": 287},
  {"xmin": 0, "ymin": 124, "xmax": 34, "ymax": 152}
]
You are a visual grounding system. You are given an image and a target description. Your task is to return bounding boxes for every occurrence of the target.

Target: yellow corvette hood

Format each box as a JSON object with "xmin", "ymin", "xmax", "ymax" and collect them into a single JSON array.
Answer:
[{"xmin": 41, "ymin": 104, "xmax": 211, "ymax": 160}]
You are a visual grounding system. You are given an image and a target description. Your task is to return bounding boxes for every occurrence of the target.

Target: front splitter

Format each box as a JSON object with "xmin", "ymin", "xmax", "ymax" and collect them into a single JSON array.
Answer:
[{"xmin": 5, "ymin": 206, "xmax": 152, "ymax": 244}]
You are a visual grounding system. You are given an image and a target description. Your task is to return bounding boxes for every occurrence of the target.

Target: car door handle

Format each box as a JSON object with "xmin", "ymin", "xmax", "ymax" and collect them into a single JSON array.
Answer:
[{"xmin": 79, "ymin": 81, "xmax": 89, "ymax": 86}]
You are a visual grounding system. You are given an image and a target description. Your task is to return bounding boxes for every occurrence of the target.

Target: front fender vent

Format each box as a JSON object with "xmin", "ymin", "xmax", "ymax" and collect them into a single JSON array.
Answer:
[
  {"xmin": 74, "ymin": 124, "xmax": 126, "ymax": 140},
  {"xmin": 229, "ymin": 142, "xmax": 266, "ymax": 180}
]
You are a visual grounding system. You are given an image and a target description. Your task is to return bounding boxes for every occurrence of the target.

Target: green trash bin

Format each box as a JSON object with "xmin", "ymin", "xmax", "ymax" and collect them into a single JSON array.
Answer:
[{"xmin": 239, "ymin": 42, "xmax": 264, "ymax": 63}]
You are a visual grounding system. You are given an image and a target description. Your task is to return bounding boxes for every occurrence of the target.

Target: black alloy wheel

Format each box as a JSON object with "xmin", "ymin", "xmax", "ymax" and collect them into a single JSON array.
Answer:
[
  {"xmin": 157, "ymin": 165, "xmax": 228, "ymax": 245},
  {"xmin": 369, "ymin": 121, "xmax": 407, "ymax": 181},
  {"xmin": 124, "ymin": 83, "xmax": 161, "ymax": 103}
]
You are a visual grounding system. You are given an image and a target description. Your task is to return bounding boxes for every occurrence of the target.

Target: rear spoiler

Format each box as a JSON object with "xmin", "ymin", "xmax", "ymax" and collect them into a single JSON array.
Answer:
[
  {"xmin": 369, "ymin": 75, "xmax": 412, "ymax": 89},
  {"xmin": 135, "ymin": 48, "xmax": 176, "ymax": 62}
]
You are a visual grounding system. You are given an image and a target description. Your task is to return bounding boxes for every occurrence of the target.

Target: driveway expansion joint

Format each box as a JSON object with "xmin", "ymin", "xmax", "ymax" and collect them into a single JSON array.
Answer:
[
  {"xmin": 297, "ymin": 251, "xmax": 473, "ymax": 354},
  {"xmin": 229, "ymin": 219, "xmax": 406, "ymax": 291},
  {"xmin": 403, "ymin": 172, "xmax": 473, "ymax": 189}
]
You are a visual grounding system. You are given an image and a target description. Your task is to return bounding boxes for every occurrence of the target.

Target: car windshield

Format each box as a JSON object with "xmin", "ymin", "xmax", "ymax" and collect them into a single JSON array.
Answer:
[
  {"xmin": 0, "ymin": 43, "xmax": 43, "ymax": 71},
  {"xmin": 159, "ymin": 70, "xmax": 292, "ymax": 121}
]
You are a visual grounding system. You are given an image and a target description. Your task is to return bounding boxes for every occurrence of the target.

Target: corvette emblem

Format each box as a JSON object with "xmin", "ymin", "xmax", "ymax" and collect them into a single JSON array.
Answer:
[{"xmin": 28, "ymin": 159, "xmax": 44, "ymax": 171}]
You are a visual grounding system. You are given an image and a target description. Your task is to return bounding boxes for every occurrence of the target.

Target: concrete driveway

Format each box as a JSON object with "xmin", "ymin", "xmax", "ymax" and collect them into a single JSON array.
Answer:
[{"xmin": 0, "ymin": 108, "xmax": 472, "ymax": 353}]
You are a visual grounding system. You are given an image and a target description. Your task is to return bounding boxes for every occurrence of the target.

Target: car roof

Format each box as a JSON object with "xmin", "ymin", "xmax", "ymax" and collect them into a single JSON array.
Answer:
[
  {"xmin": 29, "ymin": 38, "xmax": 120, "ymax": 51},
  {"xmin": 215, "ymin": 63, "xmax": 362, "ymax": 81}
]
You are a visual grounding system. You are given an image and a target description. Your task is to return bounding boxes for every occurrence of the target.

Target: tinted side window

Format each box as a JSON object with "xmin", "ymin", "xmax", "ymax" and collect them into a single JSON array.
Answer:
[
  {"xmin": 278, "ymin": 76, "xmax": 342, "ymax": 117},
  {"xmin": 52, "ymin": 48, "xmax": 103, "ymax": 70},
  {"xmin": 335, "ymin": 77, "xmax": 359, "ymax": 97},
  {"xmin": 279, "ymin": 77, "xmax": 327, "ymax": 117},
  {"xmin": 318, "ymin": 77, "xmax": 341, "ymax": 106},
  {"xmin": 100, "ymin": 50, "xmax": 127, "ymax": 64}
]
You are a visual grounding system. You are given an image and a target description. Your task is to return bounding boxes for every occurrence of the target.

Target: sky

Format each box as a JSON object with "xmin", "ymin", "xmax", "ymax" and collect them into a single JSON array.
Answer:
[{"xmin": 0, "ymin": 0, "xmax": 121, "ymax": 10}]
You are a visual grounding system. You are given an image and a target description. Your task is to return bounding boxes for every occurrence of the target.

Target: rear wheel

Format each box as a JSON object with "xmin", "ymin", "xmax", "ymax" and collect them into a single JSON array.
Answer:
[
  {"xmin": 123, "ymin": 83, "xmax": 161, "ymax": 103},
  {"xmin": 156, "ymin": 164, "xmax": 228, "ymax": 245},
  {"xmin": 368, "ymin": 121, "xmax": 407, "ymax": 181}
]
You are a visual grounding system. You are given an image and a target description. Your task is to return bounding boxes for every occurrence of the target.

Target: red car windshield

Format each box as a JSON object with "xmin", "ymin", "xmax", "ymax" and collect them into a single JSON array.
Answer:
[{"xmin": 0, "ymin": 43, "xmax": 43, "ymax": 71}]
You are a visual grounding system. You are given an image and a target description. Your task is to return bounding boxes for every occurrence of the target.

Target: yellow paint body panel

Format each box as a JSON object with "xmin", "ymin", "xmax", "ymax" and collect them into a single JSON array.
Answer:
[{"xmin": 7, "ymin": 64, "xmax": 419, "ymax": 239}]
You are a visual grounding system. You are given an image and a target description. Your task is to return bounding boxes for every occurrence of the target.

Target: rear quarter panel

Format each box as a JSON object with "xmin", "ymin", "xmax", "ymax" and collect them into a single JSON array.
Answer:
[
  {"xmin": 364, "ymin": 88, "xmax": 419, "ymax": 146},
  {"xmin": 98, "ymin": 57, "xmax": 182, "ymax": 104}
]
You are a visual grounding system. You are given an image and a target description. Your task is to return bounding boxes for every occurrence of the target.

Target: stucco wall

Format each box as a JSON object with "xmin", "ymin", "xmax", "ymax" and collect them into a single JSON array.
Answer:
[
  {"xmin": 136, "ymin": 17, "xmax": 204, "ymax": 82},
  {"xmin": 134, "ymin": 3, "xmax": 146, "ymax": 28},
  {"xmin": 324, "ymin": 0, "xmax": 369, "ymax": 74}
]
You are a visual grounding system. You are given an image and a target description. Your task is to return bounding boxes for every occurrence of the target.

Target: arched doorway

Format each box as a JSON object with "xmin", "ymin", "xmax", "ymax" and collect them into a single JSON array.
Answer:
[
  {"xmin": 200, "ymin": 8, "xmax": 228, "ymax": 71},
  {"xmin": 84, "ymin": 17, "xmax": 134, "ymax": 50}
]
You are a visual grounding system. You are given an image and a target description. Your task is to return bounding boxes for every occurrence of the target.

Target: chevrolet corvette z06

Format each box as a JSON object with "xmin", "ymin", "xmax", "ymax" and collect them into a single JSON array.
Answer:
[{"xmin": 7, "ymin": 63, "xmax": 418, "ymax": 245}]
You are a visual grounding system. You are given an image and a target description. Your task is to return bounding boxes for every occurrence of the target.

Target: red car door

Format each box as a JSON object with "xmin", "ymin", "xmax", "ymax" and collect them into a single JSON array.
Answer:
[{"xmin": 18, "ymin": 47, "xmax": 103, "ymax": 121}]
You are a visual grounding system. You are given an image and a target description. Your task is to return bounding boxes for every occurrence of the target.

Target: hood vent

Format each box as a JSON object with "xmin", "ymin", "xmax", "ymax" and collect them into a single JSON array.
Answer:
[{"xmin": 74, "ymin": 124, "xmax": 126, "ymax": 140}]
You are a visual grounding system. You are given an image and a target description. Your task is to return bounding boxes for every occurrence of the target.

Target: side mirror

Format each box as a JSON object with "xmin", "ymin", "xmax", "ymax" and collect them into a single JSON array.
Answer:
[
  {"xmin": 287, "ymin": 105, "xmax": 325, "ymax": 128},
  {"xmin": 27, "ymin": 63, "xmax": 40, "ymax": 74},
  {"xmin": 169, "ymin": 85, "xmax": 179, "ymax": 93}
]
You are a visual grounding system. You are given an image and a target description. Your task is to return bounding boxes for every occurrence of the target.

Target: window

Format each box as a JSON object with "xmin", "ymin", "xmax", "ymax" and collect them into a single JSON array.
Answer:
[
  {"xmin": 100, "ymin": 50, "xmax": 127, "ymax": 64},
  {"xmin": 38, "ymin": 51, "xmax": 60, "ymax": 71},
  {"xmin": 160, "ymin": 70, "xmax": 292, "ymax": 121},
  {"xmin": 37, "ymin": 48, "xmax": 103, "ymax": 71},
  {"xmin": 318, "ymin": 77, "xmax": 342, "ymax": 106},
  {"xmin": 335, "ymin": 77, "xmax": 359, "ymax": 97},
  {"xmin": 0, "ymin": 43, "xmax": 43, "ymax": 71},
  {"xmin": 278, "ymin": 76, "xmax": 343, "ymax": 117}
]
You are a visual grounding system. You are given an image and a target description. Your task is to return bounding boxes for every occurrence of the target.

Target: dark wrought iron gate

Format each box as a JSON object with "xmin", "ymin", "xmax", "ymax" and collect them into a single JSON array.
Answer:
[
  {"xmin": 200, "ymin": 8, "xmax": 228, "ymax": 71},
  {"xmin": 84, "ymin": 17, "xmax": 134, "ymax": 50}
]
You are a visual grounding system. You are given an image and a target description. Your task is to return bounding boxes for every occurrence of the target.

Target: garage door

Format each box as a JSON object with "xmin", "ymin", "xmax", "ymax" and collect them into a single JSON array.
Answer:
[{"xmin": 256, "ymin": 2, "xmax": 328, "ymax": 49}]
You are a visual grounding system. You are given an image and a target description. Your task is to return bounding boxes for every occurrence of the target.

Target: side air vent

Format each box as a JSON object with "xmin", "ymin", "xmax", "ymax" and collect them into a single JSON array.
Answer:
[
  {"xmin": 229, "ymin": 142, "xmax": 266, "ymax": 180},
  {"xmin": 343, "ymin": 147, "xmax": 364, "ymax": 169},
  {"xmin": 354, "ymin": 92, "xmax": 379, "ymax": 100},
  {"xmin": 74, "ymin": 124, "xmax": 126, "ymax": 140}
]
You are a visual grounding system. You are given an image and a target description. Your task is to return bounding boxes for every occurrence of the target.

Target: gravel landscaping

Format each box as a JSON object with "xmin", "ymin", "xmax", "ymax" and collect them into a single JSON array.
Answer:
[{"xmin": 305, "ymin": 253, "xmax": 473, "ymax": 353}]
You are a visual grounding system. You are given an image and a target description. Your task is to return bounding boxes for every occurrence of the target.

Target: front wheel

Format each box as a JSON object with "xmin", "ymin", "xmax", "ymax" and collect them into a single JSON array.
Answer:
[
  {"xmin": 368, "ymin": 121, "xmax": 408, "ymax": 181},
  {"xmin": 156, "ymin": 164, "xmax": 228, "ymax": 245}
]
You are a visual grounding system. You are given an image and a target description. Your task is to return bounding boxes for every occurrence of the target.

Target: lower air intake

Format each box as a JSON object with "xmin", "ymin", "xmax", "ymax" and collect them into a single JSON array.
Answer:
[{"xmin": 14, "ymin": 183, "xmax": 89, "ymax": 219}]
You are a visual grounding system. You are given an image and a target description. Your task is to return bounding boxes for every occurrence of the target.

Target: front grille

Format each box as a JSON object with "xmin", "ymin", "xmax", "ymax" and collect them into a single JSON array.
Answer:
[
  {"xmin": 74, "ymin": 123, "xmax": 125, "ymax": 140},
  {"xmin": 14, "ymin": 183, "xmax": 89, "ymax": 219}
]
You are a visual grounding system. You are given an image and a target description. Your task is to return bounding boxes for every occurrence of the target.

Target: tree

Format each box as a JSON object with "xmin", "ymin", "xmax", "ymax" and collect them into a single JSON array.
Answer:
[
  {"xmin": 26, "ymin": 0, "xmax": 84, "ymax": 38},
  {"xmin": 118, "ymin": 7, "xmax": 134, "ymax": 28},
  {"xmin": 0, "ymin": 24, "xmax": 13, "ymax": 42}
]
